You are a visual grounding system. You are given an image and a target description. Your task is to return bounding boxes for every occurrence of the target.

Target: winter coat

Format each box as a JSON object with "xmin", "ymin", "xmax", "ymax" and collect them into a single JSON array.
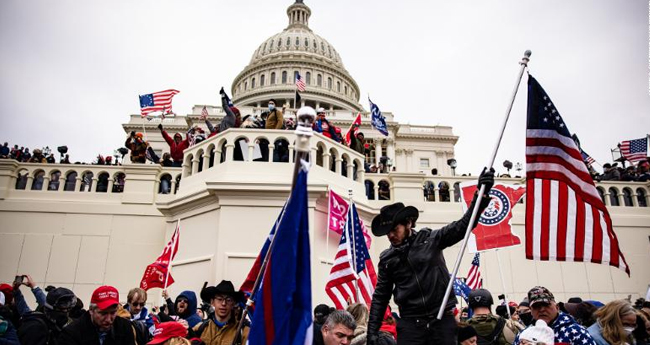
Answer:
[
  {"xmin": 265, "ymin": 109, "xmax": 284, "ymax": 130},
  {"xmin": 161, "ymin": 130, "xmax": 190, "ymax": 163},
  {"xmin": 56, "ymin": 311, "xmax": 137, "ymax": 345},
  {"xmin": 192, "ymin": 317, "xmax": 249, "ymax": 345},
  {"xmin": 124, "ymin": 137, "xmax": 148, "ymax": 163},
  {"xmin": 349, "ymin": 133, "xmax": 365, "ymax": 154},
  {"xmin": 313, "ymin": 119, "xmax": 337, "ymax": 140},
  {"xmin": 350, "ymin": 325, "xmax": 367, "ymax": 345},
  {"xmin": 0, "ymin": 316, "xmax": 20, "ymax": 345},
  {"xmin": 176, "ymin": 291, "xmax": 202, "ymax": 328},
  {"xmin": 17, "ymin": 311, "xmax": 66, "ymax": 345},
  {"xmin": 514, "ymin": 312, "xmax": 597, "ymax": 345},
  {"xmin": 367, "ymin": 195, "xmax": 490, "ymax": 339}
]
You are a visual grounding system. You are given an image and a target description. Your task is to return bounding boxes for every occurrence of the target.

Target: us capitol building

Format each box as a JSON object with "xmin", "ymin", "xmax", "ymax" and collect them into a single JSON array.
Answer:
[{"xmin": 1, "ymin": 1, "xmax": 648, "ymax": 308}]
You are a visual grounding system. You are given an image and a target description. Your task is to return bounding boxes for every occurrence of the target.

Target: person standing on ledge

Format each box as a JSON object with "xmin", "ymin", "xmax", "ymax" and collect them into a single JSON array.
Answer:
[{"xmin": 366, "ymin": 168, "xmax": 495, "ymax": 345}]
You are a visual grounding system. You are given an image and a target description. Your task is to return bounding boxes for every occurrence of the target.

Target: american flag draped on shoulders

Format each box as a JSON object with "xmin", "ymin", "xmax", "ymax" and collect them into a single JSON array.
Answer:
[
  {"xmin": 465, "ymin": 253, "xmax": 482, "ymax": 290},
  {"xmin": 525, "ymin": 75, "xmax": 629, "ymax": 275},
  {"xmin": 139, "ymin": 89, "xmax": 179, "ymax": 117},
  {"xmin": 620, "ymin": 136, "xmax": 649, "ymax": 163},
  {"xmin": 325, "ymin": 203, "xmax": 377, "ymax": 309}
]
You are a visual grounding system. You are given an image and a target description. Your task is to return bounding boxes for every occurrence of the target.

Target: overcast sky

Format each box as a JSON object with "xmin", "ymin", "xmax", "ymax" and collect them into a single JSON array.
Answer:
[{"xmin": 1, "ymin": 0, "xmax": 648, "ymax": 175}]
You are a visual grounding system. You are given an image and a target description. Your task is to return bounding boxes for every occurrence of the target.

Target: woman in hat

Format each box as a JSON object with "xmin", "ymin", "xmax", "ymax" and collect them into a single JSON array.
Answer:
[{"xmin": 366, "ymin": 169, "xmax": 494, "ymax": 345}]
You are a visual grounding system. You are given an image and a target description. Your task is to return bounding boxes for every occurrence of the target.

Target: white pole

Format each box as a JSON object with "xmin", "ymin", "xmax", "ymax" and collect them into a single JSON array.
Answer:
[
  {"xmin": 495, "ymin": 249, "xmax": 511, "ymax": 318},
  {"xmin": 348, "ymin": 189, "xmax": 360, "ymax": 303},
  {"xmin": 326, "ymin": 187, "xmax": 331, "ymax": 262},
  {"xmin": 437, "ymin": 50, "xmax": 531, "ymax": 320},
  {"xmin": 161, "ymin": 219, "xmax": 179, "ymax": 306}
]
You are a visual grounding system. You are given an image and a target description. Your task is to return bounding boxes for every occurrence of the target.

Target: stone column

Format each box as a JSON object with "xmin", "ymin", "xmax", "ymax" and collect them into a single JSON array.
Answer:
[
  {"xmin": 604, "ymin": 192, "xmax": 611, "ymax": 206},
  {"xmin": 75, "ymin": 177, "xmax": 82, "ymax": 192},
  {"xmin": 202, "ymin": 151, "xmax": 212, "ymax": 170},
  {"xmin": 92, "ymin": 178, "xmax": 99, "ymax": 192},
  {"xmin": 386, "ymin": 138, "xmax": 395, "ymax": 164},
  {"xmin": 289, "ymin": 145, "xmax": 295, "ymax": 163},
  {"xmin": 268, "ymin": 143, "xmax": 275, "ymax": 162},
  {"xmin": 323, "ymin": 153, "xmax": 331, "ymax": 171},
  {"xmin": 373, "ymin": 185, "xmax": 379, "ymax": 201},
  {"xmin": 225, "ymin": 144, "xmax": 235, "ymax": 161},
  {"xmin": 374, "ymin": 138, "xmax": 382, "ymax": 166},
  {"xmin": 405, "ymin": 149, "xmax": 414, "ymax": 173},
  {"xmin": 631, "ymin": 192, "xmax": 639, "ymax": 207},
  {"xmin": 347, "ymin": 163, "xmax": 354, "ymax": 180},
  {"xmin": 191, "ymin": 158, "xmax": 200, "ymax": 175},
  {"xmin": 335, "ymin": 158, "xmax": 342, "ymax": 174},
  {"xmin": 247, "ymin": 142, "xmax": 255, "ymax": 162},
  {"xmin": 170, "ymin": 180, "xmax": 177, "ymax": 194},
  {"xmin": 357, "ymin": 167, "xmax": 365, "ymax": 182},
  {"xmin": 107, "ymin": 179, "xmax": 115, "ymax": 193}
]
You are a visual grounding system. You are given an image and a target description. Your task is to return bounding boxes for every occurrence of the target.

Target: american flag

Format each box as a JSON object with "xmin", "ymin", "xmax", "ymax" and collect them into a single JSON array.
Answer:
[
  {"xmin": 525, "ymin": 75, "xmax": 629, "ymax": 275},
  {"xmin": 580, "ymin": 148, "xmax": 596, "ymax": 166},
  {"xmin": 620, "ymin": 137, "xmax": 648, "ymax": 163},
  {"xmin": 139, "ymin": 89, "xmax": 180, "ymax": 117},
  {"xmin": 325, "ymin": 203, "xmax": 377, "ymax": 309},
  {"xmin": 465, "ymin": 253, "xmax": 482, "ymax": 290},
  {"xmin": 295, "ymin": 73, "xmax": 306, "ymax": 92},
  {"xmin": 200, "ymin": 106, "xmax": 209, "ymax": 120}
]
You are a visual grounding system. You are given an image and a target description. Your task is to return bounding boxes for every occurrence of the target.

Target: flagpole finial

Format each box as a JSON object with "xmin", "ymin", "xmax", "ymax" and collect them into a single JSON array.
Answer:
[{"xmin": 521, "ymin": 50, "xmax": 532, "ymax": 66}]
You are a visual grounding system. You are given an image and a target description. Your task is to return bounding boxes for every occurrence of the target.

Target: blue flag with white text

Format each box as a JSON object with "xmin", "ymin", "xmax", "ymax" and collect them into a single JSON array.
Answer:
[
  {"xmin": 248, "ymin": 168, "xmax": 313, "ymax": 345},
  {"xmin": 453, "ymin": 277, "xmax": 471, "ymax": 303},
  {"xmin": 369, "ymin": 98, "xmax": 389, "ymax": 136}
]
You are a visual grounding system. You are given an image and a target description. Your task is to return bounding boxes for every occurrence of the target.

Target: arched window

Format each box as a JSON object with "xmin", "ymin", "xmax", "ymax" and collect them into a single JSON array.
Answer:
[
  {"xmin": 597, "ymin": 187, "xmax": 606, "ymax": 204},
  {"xmin": 637, "ymin": 188, "xmax": 648, "ymax": 207},
  {"xmin": 286, "ymin": 37, "xmax": 290, "ymax": 46},
  {"xmin": 15, "ymin": 171, "xmax": 28, "ymax": 190},
  {"xmin": 80, "ymin": 172, "xmax": 93, "ymax": 192},
  {"xmin": 313, "ymin": 40, "xmax": 317, "ymax": 49},
  {"xmin": 271, "ymin": 72, "xmax": 276, "ymax": 85},
  {"xmin": 251, "ymin": 78, "xmax": 256, "ymax": 89},
  {"xmin": 282, "ymin": 71, "xmax": 287, "ymax": 84},
  {"xmin": 344, "ymin": 86, "xmax": 348, "ymax": 95},
  {"xmin": 378, "ymin": 180, "xmax": 391, "ymax": 200},
  {"xmin": 453, "ymin": 182, "xmax": 461, "ymax": 202},
  {"xmin": 159, "ymin": 174, "xmax": 172, "ymax": 194},
  {"xmin": 174, "ymin": 175, "xmax": 181, "ymax": 194},
  {"xmin": 64, "ymin": 171, "xmax": 77, "ymax": 191},
  {"xmin": 608, "ymin": 187, "xmax": 620, "ymax": 206},
  {"xmin": 270, "ymin": 39, "xmax": 274, "ymax": 48},
  {"xmin": 260, "ymin": 74, "xmax": 265, "ymax": 86},
  {"xmin": 327, "ymin": 77, "xmax": 332, "ymax": 90},
  {"xmin": 304, "ymin": 38, "xmax": 308, "ymax": 47},
  {"xmin": 277, "ymin": 39, "xmax": 281, "ymax": 47},
  {"xmin": 263, "ymin": 42, "xmax": 267, "ymax": 52},
  {"xmin": 306, "ymin": 72, "xmax": 311, "ymax": 85},
  {"xmin": 317, "ymin": 74, "xmax": 322, "ymax": 87},
  {"xmin": 32, "ymin": 171, "xmax": 45, "ymax": 191},
  {"xmin": 244, "ymin": 81, "xmax": 248, "ymax": 90},
  {"xmin": 321, "ymin": 42, "xmax": 325, "ymax": 51},
  {"xmin": 365, "ymin": 180, "xmax": 375, "ymax": 200},
  {"xmin": 439, "ymin": 182, "xmax": 450, "ymax": 202},
  {"xmin": 622, "ymin": 188, "xmax": 633, "ymax": 207},
  {"xmin": 295, "ymin": 37, "xmax": 299, "ymax": 46},
  {"xmin": 294, "ymin": 71, "xmax": 299, "ymax": 82},
  {"xmin": 337, "ymin": 81, "xmax": 341, "ymax": 92},
  {"xmin": 424, "ymin": 181, "xmax": 435, "ymax": 202},
  {"xmin": 112, "ymin": 173, "xmax": 125, "ymax": 193},
  {"xmin": 48, "ymin": 171, "xmax": 61, "ymax": 191},
  {"xmin": 96, "ymin": 172, "xmax": 109, "ymax": 193}
]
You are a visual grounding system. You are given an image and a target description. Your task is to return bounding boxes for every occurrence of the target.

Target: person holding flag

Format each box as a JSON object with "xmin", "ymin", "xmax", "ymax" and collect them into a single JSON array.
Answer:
[{"xmin": 367, "ymin": 169, "xmax": 495, "ymax": 345}]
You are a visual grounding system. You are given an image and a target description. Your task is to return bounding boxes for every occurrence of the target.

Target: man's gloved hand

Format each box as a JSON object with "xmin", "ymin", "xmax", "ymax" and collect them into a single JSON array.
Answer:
[
  {"xmin": 219, "ymin": 87, "xmax": 225, "ymax": 96},
  {"xmin": 478, "ymin": 167, "xmax": 495, "ymax": 194},
  {"xmin": 130, "ymin": 131, "xmax": 136, "ymax": 137},
  {"xmin": 366, "ymin": 334, "xmax": 378, "ymax": 345},
  {"xmin": 158, "ymin": 124, "xmax": 163, "ymax": 131}
]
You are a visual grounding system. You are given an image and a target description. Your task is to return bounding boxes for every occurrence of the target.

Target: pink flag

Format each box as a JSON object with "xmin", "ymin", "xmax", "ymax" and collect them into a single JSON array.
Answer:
[
  {"xmin": 328, "ymin": 190, "xmax": 372, "ymax": 248},
  {"xmin": 460, "ymin": 182, "xmax": 525, "ymax": 253}
]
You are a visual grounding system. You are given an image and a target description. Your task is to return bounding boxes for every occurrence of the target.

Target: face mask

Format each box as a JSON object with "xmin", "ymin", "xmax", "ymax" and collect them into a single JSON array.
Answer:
[
  {"xmin": 519, "ymin": 312, "xmax": 534, "ymax": 326},
  {"xmin": 268, "ymin": 104, "xmax": 275, "ymax": 111},
  {"xmin": 623, "ymin": 326, "xmax": 635, "ymax": 335}
]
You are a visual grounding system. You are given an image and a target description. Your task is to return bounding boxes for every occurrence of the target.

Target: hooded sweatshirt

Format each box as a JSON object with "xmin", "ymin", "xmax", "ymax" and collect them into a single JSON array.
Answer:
[{"xmin": 176, "ymin": 291, "xmax": 202, "ymax": 328}]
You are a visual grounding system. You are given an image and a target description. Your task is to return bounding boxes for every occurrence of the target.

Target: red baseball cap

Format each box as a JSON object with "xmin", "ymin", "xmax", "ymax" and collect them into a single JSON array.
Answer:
[
  {"xmin": 91, "ymin": 286, "xmax": 119, "ymax": 310},
  {"xmin": 148, "ymin": 322, "xmax": 188, "ymax": 344}
]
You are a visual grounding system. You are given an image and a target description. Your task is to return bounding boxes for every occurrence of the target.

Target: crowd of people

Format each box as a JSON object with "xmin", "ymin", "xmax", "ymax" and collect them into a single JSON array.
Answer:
[
  {"xmin": 1, "ymin": 274, "xmax": 649, "ymax": 345},
  {"xmin": 596, "ymin": 161, "xmax": 650, "ymax": 183},
  {"xmin": 0, "ymin": 144, "xmax": 71, "ymax": 165}
]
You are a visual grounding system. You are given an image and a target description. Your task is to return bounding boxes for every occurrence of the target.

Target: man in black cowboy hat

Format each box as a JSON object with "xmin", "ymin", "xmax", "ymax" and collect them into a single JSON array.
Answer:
[
  {"xmin": 366, "ymin": 169, "xmax": 495, "ymax": 345},
  {"xmin": 192, "ymin": 280, "xmax": 248, "ymax": 345}
]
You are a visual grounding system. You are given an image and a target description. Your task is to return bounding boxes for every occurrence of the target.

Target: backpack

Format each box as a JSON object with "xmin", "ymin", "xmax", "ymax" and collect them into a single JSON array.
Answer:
[
  {"xmin": 18, "ymin": 312, "xmax": 59, "ymax": 345},
  {"xmin": 476, "ymin": 317, "xmax": 506, "ymax": 345}
]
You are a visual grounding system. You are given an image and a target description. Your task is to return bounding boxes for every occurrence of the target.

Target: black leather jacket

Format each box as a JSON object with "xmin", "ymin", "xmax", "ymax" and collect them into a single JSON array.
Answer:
[{"xmin": 367, "ymin": 195, "xmax": 490, "ymax": 338}]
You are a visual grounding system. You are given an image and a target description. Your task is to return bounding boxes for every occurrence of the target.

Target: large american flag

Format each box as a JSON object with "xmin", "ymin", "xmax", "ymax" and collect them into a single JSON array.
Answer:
[
  {"xmin": 325, "ymin": 203, "xmax": 377, "ymax": 309},
  {"xmin": 525, "ymin": 75, "xmax": 629, "ymax": 275},
  {"xmin": 139, "ymin": 89, "xmax": 180, "ymax": 117},
  {"xmin": 295, "ymin": 73, "xmax": 306, "ymax": 92},
  {"xmin": 465, "ymin": 253, "xmax": 482, "ymax": 290},
  {"xmin": 620, "ymin": 137, "xmax": 648, "ymax": 163}
]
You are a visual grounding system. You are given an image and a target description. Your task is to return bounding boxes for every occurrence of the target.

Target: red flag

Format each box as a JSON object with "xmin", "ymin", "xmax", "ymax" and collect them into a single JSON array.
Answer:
[
  {"xmin": 345, "ymin": 113, "xmax": 362, "ymax": 145},
  {"xmin": 328, "ymin": 189, "xmax": 371, "ymax": 248},
  {"xmin": 460, "ymin": 182, "xmax": 526, "ymax": 252},
  {"xmin": 140, "ymin": 222, "xmax": 180, "ymax": 290}
]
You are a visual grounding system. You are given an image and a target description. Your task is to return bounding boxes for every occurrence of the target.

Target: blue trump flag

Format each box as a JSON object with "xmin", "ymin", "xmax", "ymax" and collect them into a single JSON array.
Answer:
[
  {"xmin": 248, "ymin": 168, "xmax": 313, "ymax": 345},
  {"xmin": 369, "ymin": 98, "xmax": 389, "ymax": 136},
  {"xmin": 452, "ymin": 276, "xmax": 471, "ymax": 303}
]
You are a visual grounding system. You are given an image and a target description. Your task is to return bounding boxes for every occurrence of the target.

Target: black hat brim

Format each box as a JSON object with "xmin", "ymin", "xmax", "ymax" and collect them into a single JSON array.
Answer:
[
  {"xmin": 200, "ymin": 286, "xmax": 245, "ymax": 304},
  {"xmin": 371, "ymin": 206, "xmax": 419, "ymax": 237}
]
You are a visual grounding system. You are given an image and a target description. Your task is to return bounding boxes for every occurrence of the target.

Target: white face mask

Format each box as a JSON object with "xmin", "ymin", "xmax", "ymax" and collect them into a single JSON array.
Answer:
[{"xmin": 623, "ymin": 326, "xmax": 635, "ymax": 335}]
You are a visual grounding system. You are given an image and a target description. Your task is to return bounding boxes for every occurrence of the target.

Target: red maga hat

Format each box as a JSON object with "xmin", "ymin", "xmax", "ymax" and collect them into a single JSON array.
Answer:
[
  {"xmin": 91, "ymin": 286, "xmax": 119, "ymax": 310},
  {"xmin": 148, "ymin": 322, "xmax": 188, "ymax": 344}
]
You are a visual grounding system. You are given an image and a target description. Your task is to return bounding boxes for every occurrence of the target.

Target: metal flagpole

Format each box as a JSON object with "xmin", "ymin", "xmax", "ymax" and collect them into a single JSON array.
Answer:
[
  {"xmin": 495, "ymin": 249, "xmax": 511, "ymax": 318},
  {"xmin": 326, "ymin": 187, "xmax": 331, "ymax": 262},
  {"xmin": 232, "ymin": 107, "xmax": 316, "ymax": 345},
  {"xmin": 437, "ymin": 50, "xmax": 531, "ymax": 320},
  {"xmin": 161, "ymin": 218, "xmax": 180, "ymax": 306},
  {"xmin": 348, "ymin": 189, "xmax": 360, "ymax": 303}
]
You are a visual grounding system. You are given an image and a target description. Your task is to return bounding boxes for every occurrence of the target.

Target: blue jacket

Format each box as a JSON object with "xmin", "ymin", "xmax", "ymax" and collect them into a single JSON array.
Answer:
[
  {"xmin": 514, "ymin": 312, "xmax": 597, "ymax": 345},
  {"xmin": 176, "ymin": 291, "xmax": 202, "ymax": 328}
]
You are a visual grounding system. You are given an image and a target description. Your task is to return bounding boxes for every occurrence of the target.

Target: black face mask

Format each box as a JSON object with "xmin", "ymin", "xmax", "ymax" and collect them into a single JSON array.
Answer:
[
  {"xmin": 519, "ymin": 312, "xmax": 534, "ymax": 326},
  {"xmin": 47, "ymin": 310, "xmax": 70, "ymax": 329}
]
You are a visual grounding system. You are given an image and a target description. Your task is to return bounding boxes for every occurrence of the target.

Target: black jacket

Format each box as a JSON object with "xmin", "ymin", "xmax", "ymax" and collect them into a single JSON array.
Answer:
[
  {"xmin": 18, "ymin": 312, "xmax": 62, "ymax": 345},
  {"xmin": 367, "ymin": 195, "xmax": 490, "ymax": 338},
  {"xmin": 56, "ymin": 311, "xmax": 136, "ymax": 345}
]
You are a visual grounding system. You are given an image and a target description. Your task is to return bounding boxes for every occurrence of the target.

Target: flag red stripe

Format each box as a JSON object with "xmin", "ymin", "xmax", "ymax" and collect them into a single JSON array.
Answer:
[
  {"xmin": 525, "ymin": 137, "xmax": 584, "ymax": 162},
  {"xmin": 527, "ymin": 154, "xmax": 594, "ymax": 184},
  {"xmin": 540, "ymin": 180, "xmax": 551, "ymax": 260},
  {"xmin": 556, "ymin": 182, "xmax": 568, "ymax": 260},
  {"xmin": 525, "ymin": 179, "xmax": 535, "ymax": 260},
  {"xmin": 573, "ymin": 193, "xmax": 585, "ymax": 260},
  {"xmin": 527, "ymin": 171, "xmax": 606, "ymax": 212}
]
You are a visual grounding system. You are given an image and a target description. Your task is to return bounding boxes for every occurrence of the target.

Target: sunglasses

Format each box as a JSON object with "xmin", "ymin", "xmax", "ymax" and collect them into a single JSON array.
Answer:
[{"xmin": 130, "ymin": 302, "xmax": 146, "ymax": 307}]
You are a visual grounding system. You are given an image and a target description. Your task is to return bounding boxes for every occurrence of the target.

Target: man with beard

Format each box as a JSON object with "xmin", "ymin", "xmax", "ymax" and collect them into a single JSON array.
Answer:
[
  {"xmin": 191, "ymin": 280, "xmax": 248, "ymax": 345},
  {"xmin": 57, "ymin": 286, "xmax": 136, "ymax": 345},
  {"xmin": 17, "ymin": 287, "xmax": 77, "ymax": 345},
  {"xmin": 159, "ymin": 290, "xmax": 202, "ymax": 328}
]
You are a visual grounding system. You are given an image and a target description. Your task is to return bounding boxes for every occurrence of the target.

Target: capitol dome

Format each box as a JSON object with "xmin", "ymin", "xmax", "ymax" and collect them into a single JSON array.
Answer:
[{"xmin": 231, "ymin": 0, "xmax": 363, "ymax": 112}]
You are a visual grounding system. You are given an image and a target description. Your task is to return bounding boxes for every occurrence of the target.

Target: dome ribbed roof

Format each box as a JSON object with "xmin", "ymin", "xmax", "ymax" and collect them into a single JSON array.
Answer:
[{"xmin": 248, "ymin": 1, "xmax": 343, "ymax": 66}]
